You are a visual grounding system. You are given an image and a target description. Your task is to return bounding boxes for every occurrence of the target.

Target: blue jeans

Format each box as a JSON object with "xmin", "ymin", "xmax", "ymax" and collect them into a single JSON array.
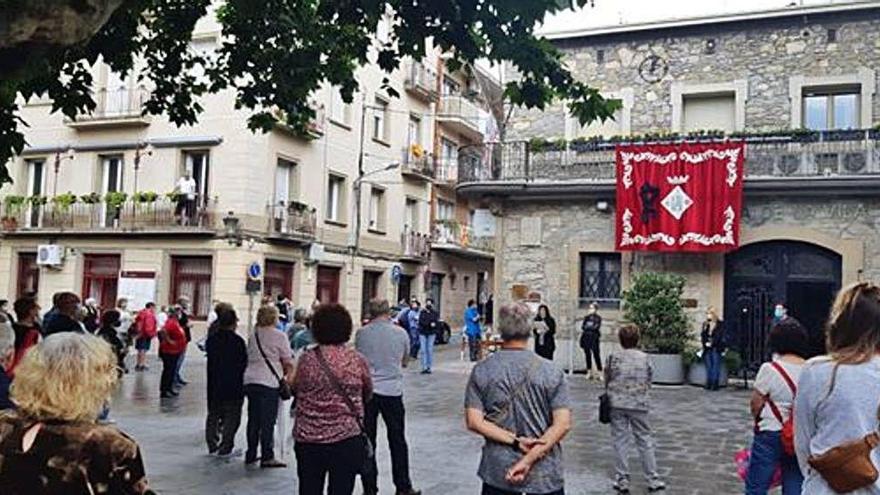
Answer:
[
  {"xmin": 745, "ymin": 430, "xmax": 803, "ymax": 495},
  {"xmin": 704, "ymin": 348, "xmax": 722, "ymax": 389},
  {"xmin": 408, "ymin": 327, "xmax": 420, "ymax": 359},
  {"xmin": 419, "ymin": 334, "xmax": 435, "ymax": 371},
  {"xmin": 174, "ymin": 347, "xmax": 187, "ymax": 384}
]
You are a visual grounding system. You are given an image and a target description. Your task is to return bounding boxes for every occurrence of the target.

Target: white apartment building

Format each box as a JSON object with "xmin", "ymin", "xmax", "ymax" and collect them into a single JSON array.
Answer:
[{"xmin": 0, "ymin": 12, "xmax": 497, "ymax": 327}]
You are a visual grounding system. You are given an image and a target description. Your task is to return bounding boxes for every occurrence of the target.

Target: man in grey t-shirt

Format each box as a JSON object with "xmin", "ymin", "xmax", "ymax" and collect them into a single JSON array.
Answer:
[
  {"xmin": 355, "ymin": 299, "xmax": 421, "ymax": 495},
  {"xmin": 465, "ymin": 302, "xmax": 572, "ymax": 495}
]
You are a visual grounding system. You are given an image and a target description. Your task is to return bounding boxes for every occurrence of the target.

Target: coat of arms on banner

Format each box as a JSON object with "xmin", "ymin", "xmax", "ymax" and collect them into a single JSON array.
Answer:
[{"xmin": 615, "ymin": 142, "xmax": 745, "ymax": 252}]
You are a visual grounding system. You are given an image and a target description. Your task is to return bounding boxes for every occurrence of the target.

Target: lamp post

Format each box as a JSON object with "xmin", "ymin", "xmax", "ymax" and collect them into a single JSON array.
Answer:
[
  {"xmin": 52, "ymin": 147, "xmax": 75, "ymax": 196},
  {"xmin": 350, "ymin": 161, "xmax": 400, "ymax": 255},
  {"xmin": 222, "ymin": 211, "xmax": 243, "ymax": 246}
]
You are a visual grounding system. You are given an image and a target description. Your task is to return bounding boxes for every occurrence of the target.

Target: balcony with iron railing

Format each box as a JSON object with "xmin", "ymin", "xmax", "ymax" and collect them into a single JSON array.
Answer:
[
  {"xmin": 266, "ymin": 202, "xmax": 318, "ymax": 242},
  {"xmin": 432, "ymin": 220, "xmax": 494, "ymax": 258},
  {"xmin": 434, "ymin": 155, "xmax": 459, "ymax": 186},
  {"xmin": 65, "ymin": 86, "xmax": 151, "ymax": 129},
  {"xmin": 400, "ymin": 226, "xmax": 431, "ymax": 262},
  {"xmin": 0, "ymin": 194, "xmax": 217, "ymax": 235},
  {"xmin": 404, "ymin": 61, "xmax": 438, "ymax": 102},
  {"xmin": 456, "ymin": 129, "xmax": 880, "ymax": 197},
  {"xmin": 400, "ymin": 144, "xmax": 435, "ymax": 182},
  {"xmin": 437, "ymin": 95, "xmax": 483, "ymax": 141}
]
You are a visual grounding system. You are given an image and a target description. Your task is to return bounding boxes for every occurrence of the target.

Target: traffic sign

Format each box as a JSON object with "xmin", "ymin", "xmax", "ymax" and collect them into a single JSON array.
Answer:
[{"xmin": 247, "ymin": 261, "xmax": 262, "ymax": 281}]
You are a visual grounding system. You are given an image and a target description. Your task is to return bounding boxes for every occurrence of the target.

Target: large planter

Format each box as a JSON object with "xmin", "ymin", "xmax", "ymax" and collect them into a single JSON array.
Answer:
[
  {"xmin": 687, "ymin": 361, "xmax": 729, "ymax": 388},
  {"xmin": 648, "ymin": 353, "xmax": 685, "ymax": 385}
]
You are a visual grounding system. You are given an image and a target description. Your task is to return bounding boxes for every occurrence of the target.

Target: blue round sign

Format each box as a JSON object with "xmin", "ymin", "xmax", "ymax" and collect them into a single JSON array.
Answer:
[
  {"xmin": 247, "ymin": 262, "xmax": 262, "ymax": 280},
  {"xmin": 390, "ymin": 265, "xmax": 402, "ymax": 284}
]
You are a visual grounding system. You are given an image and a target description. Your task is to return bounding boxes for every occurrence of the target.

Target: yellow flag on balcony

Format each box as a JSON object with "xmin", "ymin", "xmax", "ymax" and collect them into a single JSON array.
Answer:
[{"xmin": 410, "ymin": 143, "xmax": 425, "ymax": 158}]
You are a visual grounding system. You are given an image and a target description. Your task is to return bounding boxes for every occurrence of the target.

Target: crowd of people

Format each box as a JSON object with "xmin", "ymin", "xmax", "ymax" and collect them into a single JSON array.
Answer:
[{"xmin": 0, "ymin": 281, "xmax": 879, "ymax": 494}]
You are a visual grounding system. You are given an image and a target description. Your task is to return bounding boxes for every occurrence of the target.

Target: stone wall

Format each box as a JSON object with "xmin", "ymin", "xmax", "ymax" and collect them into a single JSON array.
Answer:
[
  {"xmin": 497, "ymin": 195, "xmax": 880, "ymax": 337},
  {"xmin": 508, "ymin": 11, "xmax": 880, "ymax": 138}
]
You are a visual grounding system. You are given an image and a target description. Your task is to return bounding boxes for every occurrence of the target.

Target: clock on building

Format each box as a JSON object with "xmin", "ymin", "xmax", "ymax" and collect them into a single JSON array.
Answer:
[{"xmin": 638, "ymin": 53, "xmax": 668, "ymax": 83}]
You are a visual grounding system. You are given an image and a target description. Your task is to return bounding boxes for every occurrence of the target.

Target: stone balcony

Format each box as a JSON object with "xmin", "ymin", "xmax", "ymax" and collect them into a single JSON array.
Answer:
[
  {"xmin": 65, "ymin": 86, "xmax": 151, "ymax": 129},
  {"xmin": 404, "ymin": 61, "xmax": 438, "ymax": 103},
  {"xmin": 431, "ymin": 221, "xmax": 494, "ymax": 259},
  {"xmin": 437, "ymin": 95, "xmax": 483, "ymax": 141},
  {"xmin": 456, "ymin": 129, "xmax": 880, "ymax": 199}
]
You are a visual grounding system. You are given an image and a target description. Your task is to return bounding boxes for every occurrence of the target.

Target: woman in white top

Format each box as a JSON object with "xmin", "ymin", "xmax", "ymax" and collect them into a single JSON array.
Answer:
[
  {"xmin": 795, "ymin": 282, "xmax": 880, "ymax": 494},
  {"xmin": 745, "ymin": 318, "xmax": 809, "ymax": 495}
]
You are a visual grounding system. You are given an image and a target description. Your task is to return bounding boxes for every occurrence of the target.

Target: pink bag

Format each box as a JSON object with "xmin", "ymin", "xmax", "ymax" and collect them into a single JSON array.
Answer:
[{"xmin": 735, "ymin": 448, "xmax": 782, "ymax": 488}]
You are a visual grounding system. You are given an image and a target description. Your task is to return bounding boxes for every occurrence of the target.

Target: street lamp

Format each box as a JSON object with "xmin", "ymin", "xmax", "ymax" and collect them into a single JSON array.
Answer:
[
  {"xmin": 52, "ymin": 147, "xmax": 75, "ymax": 196},
  {"xmin": 222, "ymin": 211, "xmax": 243, "ymax": 246},
  {"xmin": 350, "ymin": 161, "xmax": 400, "ymax": 253}
]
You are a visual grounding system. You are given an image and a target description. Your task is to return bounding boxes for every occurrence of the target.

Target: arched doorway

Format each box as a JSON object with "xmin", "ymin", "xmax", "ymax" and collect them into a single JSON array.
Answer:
[{"xmin": 724, "ymin": 241, "xmax": 841, "ymax": 372}]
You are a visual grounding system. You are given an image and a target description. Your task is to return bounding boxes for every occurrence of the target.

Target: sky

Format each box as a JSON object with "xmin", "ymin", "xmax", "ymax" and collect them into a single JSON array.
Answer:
[{"xmin": 538, "ymin": 0, "xmax": 859, "ymax": 35}]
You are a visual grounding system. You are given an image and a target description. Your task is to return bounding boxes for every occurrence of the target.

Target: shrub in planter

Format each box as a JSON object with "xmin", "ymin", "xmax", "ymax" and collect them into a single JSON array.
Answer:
[
  {"xmin": 3, "ymin": 195, "xmax": 25, "ymax": 216},
  {"xmin": 51, "ymin": 192, "xmax": 78, "ymax": 212},
  {"xmin": 132, "ymin": 191, "xmax": 159, "ymax": 204},
  {"xmin": 622, "ymin": 272, "xmax": 691, "ymax": 384},
  {"xmin": 104, "ymin": 192, "xmax": 128, "ymax": 210},
  {"xmin": 27, "ymin": 195, "xmax": 48, "ymax": 207}
]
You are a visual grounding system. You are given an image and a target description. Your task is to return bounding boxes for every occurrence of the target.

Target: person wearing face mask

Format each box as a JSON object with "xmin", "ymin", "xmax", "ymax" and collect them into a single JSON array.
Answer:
[
  {"xmin": 406, "ymin": 300, "xmax": 422, "ymax": 360},
  {"xmin": 700, "ymin": 307, "xmax": 726, "ymax": 391},
  {"xmin": 772, "ymin": 303, "xmax": 788, "ymax": 325},
  {"xmin": 580, "ymin": 303, "xmax": 603, "ymax": 381},
  {"xmin": 417, "ymin": 299, "xmax": 439, "ymax": 374}
]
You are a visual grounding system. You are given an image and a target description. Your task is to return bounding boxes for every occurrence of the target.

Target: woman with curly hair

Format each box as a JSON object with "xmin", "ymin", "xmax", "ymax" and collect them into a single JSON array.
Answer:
[{"xmin": 0, "ymin": 332, "xmax": 153, "ymax": 494}]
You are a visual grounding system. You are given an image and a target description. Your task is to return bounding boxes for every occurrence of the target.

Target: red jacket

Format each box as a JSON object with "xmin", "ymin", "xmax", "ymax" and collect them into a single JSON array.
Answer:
[
  {"xmin": 134, "ymin": 309, "xmax": 158, "ymax": 338},
  {"xmin": 159, "ymin": 317, "xmax": 187, "ymax": 355}
]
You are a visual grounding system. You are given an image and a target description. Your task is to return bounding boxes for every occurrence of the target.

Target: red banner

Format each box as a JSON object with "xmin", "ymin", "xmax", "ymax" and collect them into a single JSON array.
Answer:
[{"xmin": 615, "ymin": 142, "xmax": 744, "ymax": 252}]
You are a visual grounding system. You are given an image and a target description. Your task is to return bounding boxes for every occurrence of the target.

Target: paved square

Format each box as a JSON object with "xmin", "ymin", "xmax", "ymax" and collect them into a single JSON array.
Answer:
[{"xmin": 111, "ymin": 345, "xmax": 752, "ymax": 494}]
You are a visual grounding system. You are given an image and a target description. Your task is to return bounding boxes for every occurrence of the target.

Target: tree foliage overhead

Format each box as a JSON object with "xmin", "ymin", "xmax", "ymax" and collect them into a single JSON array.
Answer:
[{"xmin": 0, "ymin": 0, "xmax": 620, "ymax": 184}]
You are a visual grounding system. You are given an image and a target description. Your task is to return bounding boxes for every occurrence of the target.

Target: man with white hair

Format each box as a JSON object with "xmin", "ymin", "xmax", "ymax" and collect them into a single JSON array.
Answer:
[
  {"xmin": 465, "ymin": 302, "xmax": 572, "ymax": 495},
  {"xmin": 0, "ymin": 314, "xmax": 15, "ymax": 409}
]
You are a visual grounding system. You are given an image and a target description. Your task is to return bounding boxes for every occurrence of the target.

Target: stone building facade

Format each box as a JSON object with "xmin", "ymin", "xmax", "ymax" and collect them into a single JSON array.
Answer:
[
  {"xmin": 0, "ymin": 11, "xmax": 496, "ymax": 329},
  {"xmin": 458, "ymin": 2, "xmax": 880, "ymax": 370}
]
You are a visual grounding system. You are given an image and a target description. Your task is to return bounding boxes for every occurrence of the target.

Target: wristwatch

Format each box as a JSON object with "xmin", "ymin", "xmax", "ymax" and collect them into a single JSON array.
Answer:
[{"xmin": 510, "ymin": 437, "xmax": 520, "ymax": 451}]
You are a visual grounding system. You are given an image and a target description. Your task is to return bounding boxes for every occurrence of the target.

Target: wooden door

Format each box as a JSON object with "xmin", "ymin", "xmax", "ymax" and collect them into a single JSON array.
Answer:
[{"xmin": 316, "ymin": 266, "xmax": 341, "ymax": 304}]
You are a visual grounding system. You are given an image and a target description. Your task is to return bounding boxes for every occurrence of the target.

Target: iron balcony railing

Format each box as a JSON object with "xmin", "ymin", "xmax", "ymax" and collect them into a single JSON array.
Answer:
[
  {"xmin": 432, "ymin": 221, "xmax": 494, "ymax": 253},
  {"xmin": 1, "ymin": 195, "xmax": 216, "ymax": 232},
  {"xmin": 401, "ymin": 226, "xmax": 431, "ymax": 260},
  {"xmin": 457, "ymin": 129, "xmax": 880, "ymax": 184},
  {"xmin": 400, "ymin": 145, "xmax": 435, "ymax": 179},
  {"xmin": 267, "ymin": 202, "xmax": 317, "ymax": 238},
  {"xmin": 434, "ymin": 156, "xmax": 458, "ymax": 183}
]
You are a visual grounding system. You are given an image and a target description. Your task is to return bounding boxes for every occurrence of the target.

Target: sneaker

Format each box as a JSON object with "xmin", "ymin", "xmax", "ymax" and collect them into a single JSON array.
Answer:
[
  {"xmin": 613, "ymin": 477, "xmax": 630, "ymax": 493},
  {"xmin": 97, "ymin": 418, "xmax": 116, "ymax": 425},
  {"xmin": 648, "ymin": 479, "xmax": 666, "ymax": 492},
  {"xmin": 160, "ymin": 391, "xmax": 176, "ymax": 399},
  {"xmin": 260, "ymin": 459, "xmax": 287, "ymax": 468},
  {"xmin": 420, "ymin": 370, "xmax": 430, "ymax": 375},
  {"xmin": 217, "ymin": 448, "xmax": 243, "ymax": 459},
  {"xmin": 396, "ymin": 489, "xmax": 422, "ymax": 495}
]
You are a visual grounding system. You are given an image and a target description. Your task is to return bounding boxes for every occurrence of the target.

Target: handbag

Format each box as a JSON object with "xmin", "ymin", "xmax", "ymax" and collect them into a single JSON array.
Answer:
[
  {"xmin": 254, "ymin": 330, "xmax": 293, "ymax": 401},
  {"xmin": 313, "ymin": 346, "xmax": 376, "ymax": 478},
  {"xmin": 808, "ymin": 431, "xmax": 880, "ymax": 493}
]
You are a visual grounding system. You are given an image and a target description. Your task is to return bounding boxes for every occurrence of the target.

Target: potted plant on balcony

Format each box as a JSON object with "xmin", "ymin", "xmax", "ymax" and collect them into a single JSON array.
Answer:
[
  {"xmin": 104, "ymin": 191, "xmax": 128, "ymax": 210},
  {"xmin": 132, "ymin": 191, "xmax": 159, "ymax": 204},
  {"xmin": 80, "ymin": 192, "xmax": 102, "ymax": 204},
  {"xmin": 622, "ymin": 272, "xmax": 691, "ymax": 385},
  {"xmin": 27, "ymin": 195, "xmax": 47, "ymax": 208},
  {"xmin": 2, "ymin": 195, "xmax": 25, "ymax": 230},
  {"xmin": 51, "ymin": 192, "xmax": 78, "ymax": 213}
]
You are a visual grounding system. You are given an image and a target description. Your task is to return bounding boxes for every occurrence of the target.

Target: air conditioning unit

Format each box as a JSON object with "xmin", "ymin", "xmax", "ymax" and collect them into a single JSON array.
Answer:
[
  {"xmin": 37, "ymin": 244, "xmax": 64, "ymax": 267},
  {"xmin": 305, "ymin": 243, "xmax": 325, "ymax": 264}
]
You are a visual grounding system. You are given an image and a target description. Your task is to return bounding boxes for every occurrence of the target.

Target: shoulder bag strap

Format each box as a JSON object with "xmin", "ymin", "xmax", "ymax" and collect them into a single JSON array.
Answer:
[
  {"xmin": 254, "ymin": 330, "xmax": 283, "ymax": 384},
  {"xmin": 762, "ymin": 361, "xmax": 797, "ymax": 426},
  {"xmin": 313, "ymin": 346, "xmax": 366, "ymax": 433}
]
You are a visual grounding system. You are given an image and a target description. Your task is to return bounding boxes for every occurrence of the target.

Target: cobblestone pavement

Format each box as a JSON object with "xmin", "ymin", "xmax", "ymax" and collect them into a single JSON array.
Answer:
[{"xmin": 111, "ymin": 344, "xmax": 753, "ymax": 495}]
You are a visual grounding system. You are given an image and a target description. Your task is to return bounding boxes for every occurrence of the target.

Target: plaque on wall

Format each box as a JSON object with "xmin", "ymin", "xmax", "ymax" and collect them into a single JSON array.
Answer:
[
  {"xmin": 520, "ymin": 217, "xmax": 542, "ymax": 246},
  {"xmin": 511, "ymin": 284, "xmax": 529, "ymax": 300}
]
